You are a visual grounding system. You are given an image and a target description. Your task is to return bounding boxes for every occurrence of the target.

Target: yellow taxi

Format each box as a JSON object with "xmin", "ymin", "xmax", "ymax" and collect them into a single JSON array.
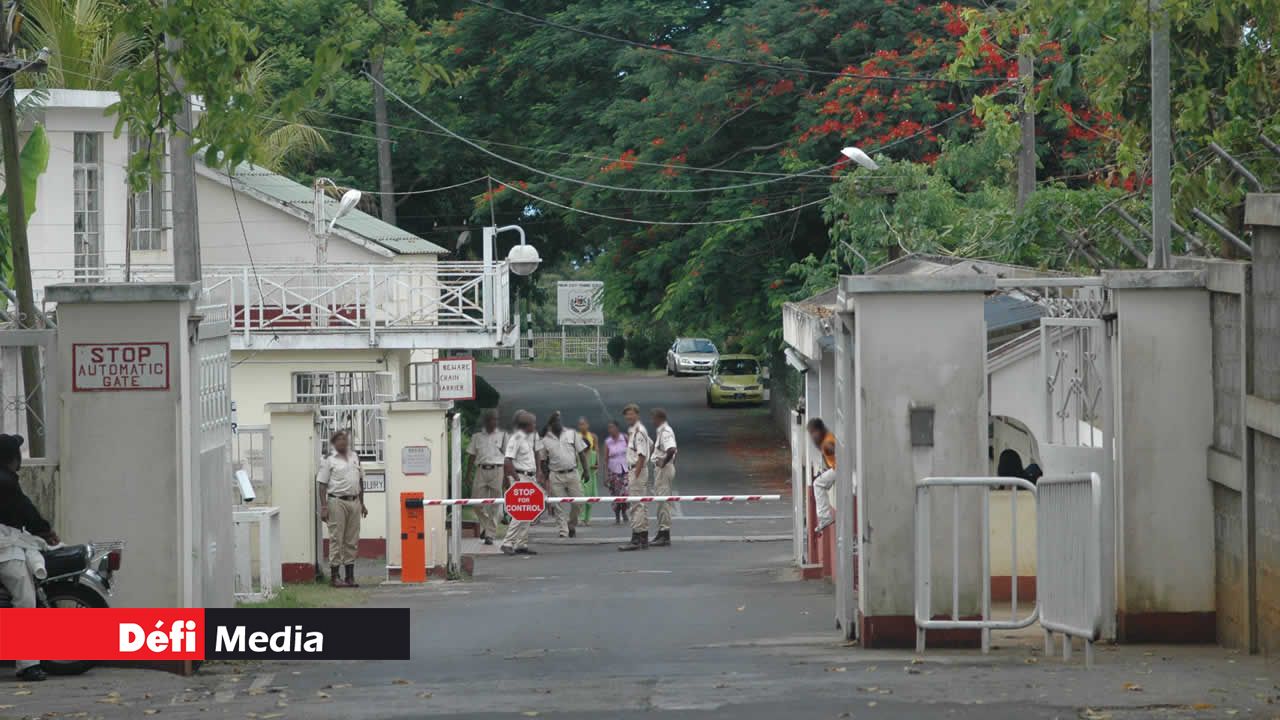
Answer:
[{"xmin": 705, "ymin": 354, "xmax": 767, "ymax": 407}]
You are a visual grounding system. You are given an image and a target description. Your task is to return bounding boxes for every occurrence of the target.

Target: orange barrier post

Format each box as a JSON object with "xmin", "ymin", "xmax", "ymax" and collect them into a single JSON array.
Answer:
[{"xmin": 401, "ymin": 492, "xmax": 426, "ymax": 583}]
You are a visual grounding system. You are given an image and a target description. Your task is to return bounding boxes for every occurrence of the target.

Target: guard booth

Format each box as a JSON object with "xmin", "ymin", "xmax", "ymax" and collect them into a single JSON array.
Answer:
[{"xmin": 44, "ymin": 282, "xmax": 235, "ymax": 608}]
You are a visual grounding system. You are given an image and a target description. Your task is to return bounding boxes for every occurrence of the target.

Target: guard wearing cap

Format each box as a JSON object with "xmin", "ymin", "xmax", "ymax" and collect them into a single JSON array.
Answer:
[
  {"xmin": 540, "ymin": 411, "xmax": 588, "ymax": 539},
  {"xmin": 0, "ymin": 434, "xmax": 58, "ymax": 681},
  {"xmin": 617, "ymin": 403, "xmax": 652, "ymax": 551},
  {"xmin": 465, "ymin": 410, "xmax": 507, "ymax": 545},
  {"xmin": 649, "ymin": 408, "xmax": 678, "ymax": 547},
  {"xmin": 501, "ymin": 409, "xmax": 544, "ymax": 555}
]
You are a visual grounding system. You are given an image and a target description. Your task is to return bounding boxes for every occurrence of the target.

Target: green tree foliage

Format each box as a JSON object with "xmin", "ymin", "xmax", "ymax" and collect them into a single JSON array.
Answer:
[{"xmin": 957, "ymin": 0, "xmax": 1280, "ymax": 239}]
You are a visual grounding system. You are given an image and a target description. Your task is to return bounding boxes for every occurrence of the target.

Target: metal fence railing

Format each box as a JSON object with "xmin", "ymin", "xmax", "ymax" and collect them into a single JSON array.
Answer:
[
  {"xmin": 914, "ymin": 477, "xmax": 1039, "ymax": 654},
  {"xmin": 1037, "ymin": 472, "xmax": 1104, "ymax": 665},
  {"xmin": 914, "ymin": 473, "xmax": 1104, "ymax": 667}
]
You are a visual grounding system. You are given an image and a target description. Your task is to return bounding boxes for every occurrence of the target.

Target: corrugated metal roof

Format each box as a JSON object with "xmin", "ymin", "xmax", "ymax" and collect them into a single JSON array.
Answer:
[
  {"xmin": 220, "ymin": 162, "xmax": 447, "ymax": 255},
  {"xmin": 984, "ymin": 293, "xmax": 1044, "ymax": 332}
]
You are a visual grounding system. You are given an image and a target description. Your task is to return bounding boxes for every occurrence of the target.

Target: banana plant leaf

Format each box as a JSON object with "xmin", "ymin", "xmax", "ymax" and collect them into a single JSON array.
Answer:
[{"xmin": 0, "ymin": 123, "xmax": 50, "ymax": 288}]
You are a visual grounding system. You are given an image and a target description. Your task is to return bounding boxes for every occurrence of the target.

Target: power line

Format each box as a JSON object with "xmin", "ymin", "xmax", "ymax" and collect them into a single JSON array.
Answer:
[
  {"xmin": 491, "ymin": 176, "xmax": 829, "ymax": 226},
  {"xmin": 461, "ymin": 0, "xmax": 1003, "ymax": 86},
  {"xmin": 479, "ymin": 101, "xmax": 997, "ymax": 226},
  {"xmin": 357, "ymin": 174, "xmax": 490, "ymax": 196},
  {"xmin": 367, "ymin": 70, "xmax": 845, "ymax": 194}
]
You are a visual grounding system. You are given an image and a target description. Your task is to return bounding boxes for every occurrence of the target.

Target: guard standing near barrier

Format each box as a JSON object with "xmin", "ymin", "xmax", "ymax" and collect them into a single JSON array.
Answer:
[
  {"xmin": 501, "ymin": 410, "xmax": 543, "ymax": 556},
  {"xmin": 465, "ymin": 410, "xmax": 507, "ymax": 546},
  {"xmin": 317, "ymin": 430, "xmax": 367, "ymax": 587},
  {"xmin": 541, "ymin": 412, "xmax": 588, "ymax": 538},
  {"xmin": 649, "ymin": 408, "xmax": 678, "ymax": 547},
  {"xmin": 618, "ymin": 403, "xmax": 652, "ymax": 551}
]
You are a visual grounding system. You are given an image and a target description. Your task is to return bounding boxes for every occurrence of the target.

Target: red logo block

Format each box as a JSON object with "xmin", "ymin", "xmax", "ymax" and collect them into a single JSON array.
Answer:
[{"xmin": 0, "ymin": 609, "xmax": 205, "ymax": 661}]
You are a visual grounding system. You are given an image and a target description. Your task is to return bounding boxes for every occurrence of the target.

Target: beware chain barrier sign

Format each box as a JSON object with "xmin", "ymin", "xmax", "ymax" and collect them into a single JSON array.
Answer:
[
  {"xmin": 503, "ymin": 481, "xmax": 545, "ymax": 522},
  {"xmin": 435, "ymin": 357, "xmax": 476, "ymax": 401},
  {"xmin": 72, "ymin": 342, "xmax": 170, "ymax": 392}
]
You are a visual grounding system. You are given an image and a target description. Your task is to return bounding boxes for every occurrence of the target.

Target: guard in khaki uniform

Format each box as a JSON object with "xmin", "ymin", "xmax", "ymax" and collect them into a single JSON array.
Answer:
[
  {"xmin": 316, "ymin": 430, "xmax": 367, "ymax": 587},
  {"xmin": 501, "ymin": 410, "xmax": 543, "ymax": 556},
  {"xmin": 465, "ymin": 410, "xmax": 508, "ymax": 545},
  {"xmin": 541, "ymin": 412, "xmax": 589, "ymax": 538},
  {"xmin": 649, "ymin": 408, "xmax": 679, "ymax": 547},
  {"xmin": 617, "ymin": 403, "xmax": 652, "ymax": 551}
]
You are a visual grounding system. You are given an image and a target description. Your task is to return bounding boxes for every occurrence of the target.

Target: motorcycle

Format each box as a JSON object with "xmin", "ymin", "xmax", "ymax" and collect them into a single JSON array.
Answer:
[{"xmin": 0, "ymin": 541, "xmax": 122, "ymax": 676}]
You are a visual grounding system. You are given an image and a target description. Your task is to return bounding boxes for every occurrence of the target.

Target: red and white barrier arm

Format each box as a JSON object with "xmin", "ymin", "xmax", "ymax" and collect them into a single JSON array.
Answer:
[{"xmin": 419, "ymin": 495, "xmax": 782, "ymax": 506}]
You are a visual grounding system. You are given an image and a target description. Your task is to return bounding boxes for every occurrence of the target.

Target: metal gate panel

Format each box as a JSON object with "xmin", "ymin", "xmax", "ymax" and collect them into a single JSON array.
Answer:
[{"xmin": 1039, "ymin": 317, "xmax": 1115, "ymax": 639}]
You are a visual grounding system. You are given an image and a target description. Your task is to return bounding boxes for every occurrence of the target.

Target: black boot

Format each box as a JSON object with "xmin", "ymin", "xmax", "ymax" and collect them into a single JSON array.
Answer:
[
  {"xmin": 344, "ymin": 564, "xmax": 359, "ymax": 588},
  {"xmin": 330, "ymin": 565, "xmax": 344, "ymax": 587},
  {"xmin": 650, "ymin": 529, "xmax": 671, "ymax": 547},
  {"xmin": 617, "ymin": 532, "xmax": 648, "ymax": 551}
]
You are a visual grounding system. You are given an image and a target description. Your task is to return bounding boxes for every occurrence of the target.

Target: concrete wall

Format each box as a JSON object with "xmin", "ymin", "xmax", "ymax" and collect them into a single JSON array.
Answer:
[
  {"xmin": 1110, "ymin": 275, "xmax": 1216, "ymax": 642},
  {"xmin": 231, "ymin": 348, "xmax": 410, "ymax": 429},
  {"xmin": 1246, "ymin": 195, "xmax": 1280, "ymax": 655},
  {"xmin": 266, "ymin": 405, "xmax": 319, "ymax": 582},
  {"xmin": 843, "ymin": 276, "xmax": 991, "ymax": 648}
]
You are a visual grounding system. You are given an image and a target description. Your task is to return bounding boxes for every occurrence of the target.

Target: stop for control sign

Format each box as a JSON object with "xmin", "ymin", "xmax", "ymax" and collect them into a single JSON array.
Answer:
[{"xmin": 504, "ymin": 481, "xmax": 545, "ymax": 522}]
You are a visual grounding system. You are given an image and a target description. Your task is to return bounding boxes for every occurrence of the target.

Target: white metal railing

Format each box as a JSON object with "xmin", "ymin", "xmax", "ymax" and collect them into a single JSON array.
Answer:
[
  {"xmin": 914, "ymin": 473, "xmax": 1104, "ymax": 667},
  {"xmin": 1036, "ymin": 472, "xmax": 1103, "ymax": 665},
  {"xmin": 233, "ymin": 505, "xmax": 282, "ymax": 602},
  {"xmin": 30, "ymin": 261, "xmax": 511, "ymax": 341},
  {"xmin": 914, "ymin": 476, "xmax": 1039, "ymax": 654}
]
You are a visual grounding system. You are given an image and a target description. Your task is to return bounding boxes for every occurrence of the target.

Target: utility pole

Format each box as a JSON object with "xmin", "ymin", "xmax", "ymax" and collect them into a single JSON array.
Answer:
[
  {"xmin": 165, "ymin": 1, "xmax": 201, "ymax": 284},
  {"xmin": 1148, "ymin": 0, "xmax": 1172, "ymax": 269},
  {"xmin": 1016, "ymin": 50, "xmax": 1035, "ymax": 210},
  {"xmin": 369, "ymin": 0, "xmax": 395, "ymax": 225},
  {"xmin": 0, "ymin": 7, "xmax": 48, "ymax": 457}
]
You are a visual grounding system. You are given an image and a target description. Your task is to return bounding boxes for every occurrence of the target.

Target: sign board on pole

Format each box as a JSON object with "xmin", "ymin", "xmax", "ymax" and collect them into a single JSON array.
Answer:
[
  {"xmin": 72, "ymin": 342, "xmax": 170, "ymax": 392},
  {"xmin": 435, "ymin": 357, "xmax": 476, "ymax": 401},
  {"xmin": 556, "ymin": 281, "xmax": 605, "ymax": 326},
  {"xmin": 503, "ymin": 481, "xmax": 545, "ymax": 522},
  {"xmin": 401, "ymin": 446, "xmax": 431, "ymax": 476}
]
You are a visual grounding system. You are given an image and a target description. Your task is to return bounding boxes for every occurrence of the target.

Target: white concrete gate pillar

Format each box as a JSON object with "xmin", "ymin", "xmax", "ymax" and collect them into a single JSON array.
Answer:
[
  {"xmin": 838, "ymin": 275, "xmax": 992, "ymax": 648},
  {"xmin": 383, "ymin": 401, "xmax": 451, "ymax": 580},
  {"xmin": 48, "ymin": 282, "xmax": 233, "ymax": 608},
  {"xmin": 264, "ymin": 403, "xmax": 320, "ymax": 583},
  {"xmin": 1106, "ymin": 270, "xmax": 1216, "ymax": 642}
]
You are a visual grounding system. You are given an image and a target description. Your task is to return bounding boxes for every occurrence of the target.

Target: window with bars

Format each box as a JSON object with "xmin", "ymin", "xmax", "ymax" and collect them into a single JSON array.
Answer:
[
  {"xmin": 73, "ymin": 133, "xmax": 102, "ymax": 280},
  {"xmin": 293, "ymin": 371, "xmax": 393, "ymax": 461},
  {"xmin": 128, "ymin": 133, "xmax": 168, "ymax": 251}
]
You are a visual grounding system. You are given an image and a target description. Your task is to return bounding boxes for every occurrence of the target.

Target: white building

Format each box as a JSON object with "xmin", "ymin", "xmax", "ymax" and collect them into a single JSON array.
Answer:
[{"xmin": 9, "ymin": 89, "xmax": 518, "ymax": 580}]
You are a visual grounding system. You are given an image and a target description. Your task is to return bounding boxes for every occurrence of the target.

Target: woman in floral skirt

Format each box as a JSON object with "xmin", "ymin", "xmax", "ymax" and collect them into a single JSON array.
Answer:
[{"xmin": 603, "ymin": 420, "xmax": 630, "ymax": 523}]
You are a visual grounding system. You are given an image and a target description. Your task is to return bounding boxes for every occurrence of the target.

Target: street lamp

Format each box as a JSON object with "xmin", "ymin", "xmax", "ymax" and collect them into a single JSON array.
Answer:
[
  {"xmin": 483, "ymin": 224, "xmax": 541, "ymax": 277},
  {"xmin": 841, "ymin": 146, "xmax": 879, "ymax": 171},
  {"xmin": 313, "ymin": 177, "xmax": 362, "ymax": 266}
]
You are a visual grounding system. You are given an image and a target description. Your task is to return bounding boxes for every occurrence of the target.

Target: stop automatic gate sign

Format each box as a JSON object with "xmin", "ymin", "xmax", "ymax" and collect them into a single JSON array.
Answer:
[{"xmin": 504, "ymin": 481, "xmax": 545, "ymax": 522}]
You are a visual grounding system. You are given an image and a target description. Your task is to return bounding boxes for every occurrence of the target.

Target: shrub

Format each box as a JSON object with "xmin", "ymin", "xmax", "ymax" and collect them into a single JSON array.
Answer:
[
  {"xmin": 627, "ymin": 334, "xmax": 652, "ymax": 369},
  {"xmin": 607, "ymin": 336, "xmax": 626, "ymax": 364}
]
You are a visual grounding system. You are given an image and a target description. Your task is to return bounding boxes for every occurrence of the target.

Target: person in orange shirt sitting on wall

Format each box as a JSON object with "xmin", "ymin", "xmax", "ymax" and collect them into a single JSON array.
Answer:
[{"xmin": 807, "ymin": 418, "xmax": 838, "ymax": 536}]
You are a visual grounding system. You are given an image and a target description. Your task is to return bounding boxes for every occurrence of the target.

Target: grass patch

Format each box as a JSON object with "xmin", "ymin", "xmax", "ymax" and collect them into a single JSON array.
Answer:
[{"xmin": 237, "ymin": 582, "xmax": 370, "ymax": 609}]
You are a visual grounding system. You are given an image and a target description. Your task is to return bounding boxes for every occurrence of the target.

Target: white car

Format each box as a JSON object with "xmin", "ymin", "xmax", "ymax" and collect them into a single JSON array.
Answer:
[{"xmin": 666, "ymin": 338, "xmax": 719, "ymax": 376}]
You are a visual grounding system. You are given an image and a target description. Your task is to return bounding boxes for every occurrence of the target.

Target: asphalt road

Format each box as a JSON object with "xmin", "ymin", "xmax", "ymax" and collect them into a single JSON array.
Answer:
[
  {"xmin": 482, "ymin": 364, "xmax": 793, "ymax": 530},
  {"xmin": 8, "ymin": 367, "xmax": 1277, "ymax": 719}
]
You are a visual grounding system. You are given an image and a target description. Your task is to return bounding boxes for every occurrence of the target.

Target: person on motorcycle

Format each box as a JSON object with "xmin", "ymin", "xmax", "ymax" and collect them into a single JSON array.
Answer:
[{"xmin": 0, "ymin": 433, "xmax": 58, "ymax": 682}]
